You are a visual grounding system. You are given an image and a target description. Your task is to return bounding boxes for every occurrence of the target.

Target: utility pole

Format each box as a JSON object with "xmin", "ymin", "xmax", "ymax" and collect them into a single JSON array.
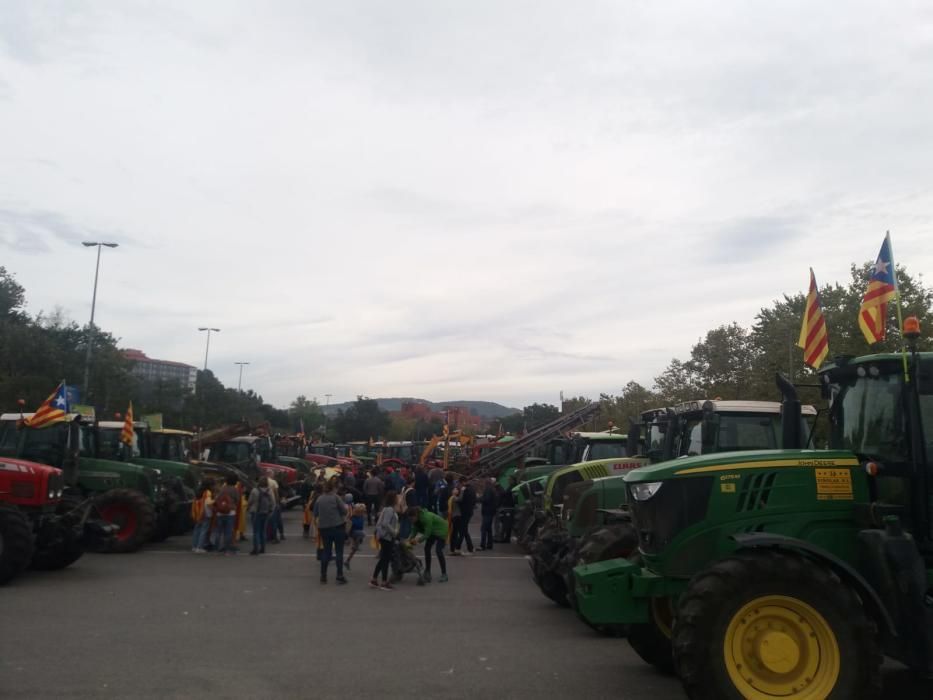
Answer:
[
  {"xmin": 234, "ymin": 361, "xmax": 250, "ymax": 392},
  {"xmin": 324, "ymin": 393, "xmax": 332, "ymax": 440},
  {"xmin": 81, "ymin": 241, "xmax": 119, "ymax": 397},
  {"xmin": 198, "ymin": 327, "xmax": 220, "ymax": 372}
]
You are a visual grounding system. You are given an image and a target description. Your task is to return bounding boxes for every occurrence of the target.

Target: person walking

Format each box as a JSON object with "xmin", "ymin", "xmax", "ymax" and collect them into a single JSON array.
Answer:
[
  {"xmin": 370, "ymin": 491, "xmax": 399, "ymax": 590},
  {"xmin": 213, "ymin": 475, "xmax": 240, "ymax": 555},
  {"xmin": 456, "ymin": 477, "xmax": 476, "ymax": 554},
  {"xmin": 479, "ymin": 477, "xmax": 499, "ymax": 551},
  {"xmin": 248, "ymin": 476, "xmax": 275, "ymax": 555},
  {"xmin": 313, "ymin": 481, "xmax": 349, "ymax": 584},
  {"xmin": 266, "ymin": 476, "xmax": 283, "ymax": 544},
  {"xmin": 190, "ymin": 477, "xmax": 214, "ymax": 553},
  {"xmin": 363, "ymin": 471, "xmax": 384, "ymax": 526},
  {"xmin": 407, "ymin": 506, "xmax": 449, "ymax": 582},
  {"xmin": 449, "ymin": 482, "xmax": 463, "ymax": 555},
  {"xmin": 344, "ymin": 502, "xmax": 366, "ymax": 571}
]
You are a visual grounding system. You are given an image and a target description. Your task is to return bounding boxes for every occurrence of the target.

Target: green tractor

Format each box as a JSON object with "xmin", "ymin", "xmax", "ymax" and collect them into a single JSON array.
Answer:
[
  {"xmin": 531, "ymin": 398, "xmax": 816, "ymax": 610},
  {"xmin": 509, "ymin": 431, "xmax": 631, "ymax": 544},
  {"xmin": 96, "ymin": 420, "xmax": 200, "ymax": 541},
  {"xmin": 574, "ymin": 342, "xmax": 933, "ymax": 697},
  {"xmin": 1, "ymin": 412, "xmax": 170, "ymax": 553}
]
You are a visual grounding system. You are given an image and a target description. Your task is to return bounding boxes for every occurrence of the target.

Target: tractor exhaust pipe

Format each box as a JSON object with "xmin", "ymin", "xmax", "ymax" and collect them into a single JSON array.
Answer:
[{"xmin": 776, "ymin": 372, "xmax": 802, "ymax": 449}]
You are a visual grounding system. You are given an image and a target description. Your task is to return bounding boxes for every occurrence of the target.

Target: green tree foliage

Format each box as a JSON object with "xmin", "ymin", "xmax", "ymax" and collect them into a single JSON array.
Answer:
[
  {"xmin": 289, "ymin": 394, "xmax": 326, "ymax": 437},
  {"xmin": 333, "ymin": 396, "xmax": 391, "ymax": 442},
  {"xmin": 0, "ymin": 267, "xmax": 26, "ymax": 318}
]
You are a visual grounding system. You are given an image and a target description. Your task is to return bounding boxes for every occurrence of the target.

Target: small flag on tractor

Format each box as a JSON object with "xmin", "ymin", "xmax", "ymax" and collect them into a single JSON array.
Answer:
[
  {"xmin": 858, "ymin": 233, "xmax": 898, "ymax": 344},
  {"xmin": 23, "ymin": 381, "xmax": 70, "ymax": 428},
  {"xmin": 121, "ymin": 401, "xmax": 135, "ymax": 445},
  {"xmin": 797, "ymin": 268, "xmax": 829, "ymax": 369}
]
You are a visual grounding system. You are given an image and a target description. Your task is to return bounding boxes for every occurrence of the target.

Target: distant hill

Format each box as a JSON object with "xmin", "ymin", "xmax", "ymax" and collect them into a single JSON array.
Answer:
[{"xmin": 323, "ymin": 397, "xmax": 520, "ymax": 419}]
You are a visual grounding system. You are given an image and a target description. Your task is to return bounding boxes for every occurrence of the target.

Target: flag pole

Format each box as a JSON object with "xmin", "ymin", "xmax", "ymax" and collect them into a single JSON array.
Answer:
[{"xmin": 887, "ymin": 232, "xmax": 910, "ymax": 383}]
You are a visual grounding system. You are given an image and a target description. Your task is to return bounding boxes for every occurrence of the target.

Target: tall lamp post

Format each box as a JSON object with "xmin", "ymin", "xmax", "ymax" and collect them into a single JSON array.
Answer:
[
  {"xmin": 198, "ymin": 327, "xmax": 220, "ymax": 371},
  {"xmin": 234, "ymin": 361, "xmax": 250, "ymax": 392},
  {"xmin": 82, "ymin": 241, "xmax": 119, "ymax": 397},
  {"xmin": 324, "ymin": 393, "xmax": 332, "ymax": 440}
]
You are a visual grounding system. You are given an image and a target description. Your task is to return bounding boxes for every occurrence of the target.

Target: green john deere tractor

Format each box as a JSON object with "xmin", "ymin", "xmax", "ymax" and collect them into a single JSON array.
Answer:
[
  {"xmin": 575, "ymin": 339, "xmax": 933, "ymax": 698},
  {"xmin": 96, "ymin": 420, "xmax": 200, "ymax": 541},
  {"xmin": 0, "ymin": 413, "xmax": 170, "ymax": 553},
  {"xmin": 510, "ymin": 431, "xmax": 631, "ymax": 546},
  {"xmin": 530, "ymin": 398, "xmax": 815, "ymax": 611}
]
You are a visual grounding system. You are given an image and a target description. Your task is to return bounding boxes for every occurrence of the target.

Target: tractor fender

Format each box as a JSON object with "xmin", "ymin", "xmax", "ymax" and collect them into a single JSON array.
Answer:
[{"xmin": 731, "ymin": 532, "xmax": 898, "ymax": 638}]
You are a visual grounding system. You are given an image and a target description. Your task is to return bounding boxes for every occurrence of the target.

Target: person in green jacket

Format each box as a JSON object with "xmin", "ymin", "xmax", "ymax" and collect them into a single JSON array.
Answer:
[{"xmin": 407, "ymin": 506, "xmax": 448, "ymax": 583}]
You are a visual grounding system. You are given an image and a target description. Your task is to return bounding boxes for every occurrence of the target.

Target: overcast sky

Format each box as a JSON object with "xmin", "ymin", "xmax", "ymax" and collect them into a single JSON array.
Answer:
[{"xmin": 2, "ymin": 1, "xmax": 932, "ymax": 409}]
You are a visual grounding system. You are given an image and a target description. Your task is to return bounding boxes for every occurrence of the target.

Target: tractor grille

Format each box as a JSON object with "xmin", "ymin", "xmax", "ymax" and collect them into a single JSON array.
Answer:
[
  {"xmin": 11, "ymin": 480, "xmax": 36, "ymax": 499},
  {"xmin": 736, "ymin": 472, "xmax": 777, "ymax": 512},
  {"xmin": 630, "ymin": 477, "xmax": 713, "ymax": 555}
]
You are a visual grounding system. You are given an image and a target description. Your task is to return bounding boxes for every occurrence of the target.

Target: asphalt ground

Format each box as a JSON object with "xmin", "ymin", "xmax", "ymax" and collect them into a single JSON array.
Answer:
[{"xmin": 1, "ymin": 510, "xmax": 929, "ymax": 699}]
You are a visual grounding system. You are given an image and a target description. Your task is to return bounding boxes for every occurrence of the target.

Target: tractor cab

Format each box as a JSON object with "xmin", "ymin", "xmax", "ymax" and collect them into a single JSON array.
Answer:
[{"xmin": 822, "ymin": 352, "xmax": 933, "ymax": 550}]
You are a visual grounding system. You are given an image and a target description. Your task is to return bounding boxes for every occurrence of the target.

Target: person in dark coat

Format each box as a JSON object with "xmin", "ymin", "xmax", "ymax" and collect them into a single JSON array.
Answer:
[
  {"xmin": 497, "ymin": 479, "xmax": 516, "ymax": 543},
  {"xmin": 458, "ymin": 478, "xmax": 476, "ymax": 554},
  {"xmin": 414, "ymin": 466, "xmax": 430, "ymax": 509},
  {"xmin": 479, "ymin": 478, "xmax": 499, "ymax": 551}
]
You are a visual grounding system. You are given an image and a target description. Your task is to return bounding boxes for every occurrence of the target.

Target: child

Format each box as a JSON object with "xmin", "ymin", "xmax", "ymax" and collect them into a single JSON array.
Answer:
[{"xmin": 344, "ymin": 502, "xmax": 366, "ymax": 571}]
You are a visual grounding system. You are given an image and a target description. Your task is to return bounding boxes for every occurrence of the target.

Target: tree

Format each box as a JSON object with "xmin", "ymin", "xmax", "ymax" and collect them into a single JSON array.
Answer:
[
  {"xmin": 289, "ymin": 395, "xmax": 325, "ymax": 437},
  {"xmin": 333, "ymin": 396, "xmax": 391, "ymax": 442},
  {"xmin": 0, "ymin": 267, "xmax": 26, "ymax": 318}
]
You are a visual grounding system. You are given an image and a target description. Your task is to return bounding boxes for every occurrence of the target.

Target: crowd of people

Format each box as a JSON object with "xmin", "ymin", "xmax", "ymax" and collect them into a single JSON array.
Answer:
[{"xmin": 188, "ymin": 463, "xmax": 516, "ymax": 591}]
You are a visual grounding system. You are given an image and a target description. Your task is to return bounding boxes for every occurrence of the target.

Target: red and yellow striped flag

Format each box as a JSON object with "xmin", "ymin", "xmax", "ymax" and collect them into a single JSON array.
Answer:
[
  {"xmin": 797, "ymin": 268, "xmax": 829, "ymax": 369},
  {"xmin": 121, "ymin": 401, "xmax": 135, "ymax": 445}
]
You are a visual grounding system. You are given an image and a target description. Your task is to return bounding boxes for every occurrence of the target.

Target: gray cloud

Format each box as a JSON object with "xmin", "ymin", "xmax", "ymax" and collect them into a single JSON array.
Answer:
[
  {"xmin": 2, "ymin": 2, "xmax": 933, "ymax": 407},
  {"xmin": 0, "ymin": 208, "xmax": 132, "ymax": 254}
]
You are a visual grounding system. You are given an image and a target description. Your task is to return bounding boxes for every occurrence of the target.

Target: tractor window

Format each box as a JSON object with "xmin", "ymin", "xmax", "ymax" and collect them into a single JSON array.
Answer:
[
  {"xmin": 0, "ymin": 419, "xmax": 18, "ymax": 456},
  {"xmin": 20, "ymin": 424, "xmax": 66, "ymax": 466},
  {"xmin": 587, "ymin": 442, "xmax": 627, "ymax": 460},
  {"xmin": 551, "ymin": 470, "xmax": 584, "ymax": 510},
  {"xmin": 683, "ymin": 419, "xmax": 703, "ymax": 456},
  {"xmin": 210, "ymin": 442, "xmax": 251, "ymax": 464},
  {"xmin": 832, "ymin": 372, "xmax": 906, "ymax": 464},
  {"xmin": 718, "ymin": 414, "xmax": 780, "ymax": 451}
]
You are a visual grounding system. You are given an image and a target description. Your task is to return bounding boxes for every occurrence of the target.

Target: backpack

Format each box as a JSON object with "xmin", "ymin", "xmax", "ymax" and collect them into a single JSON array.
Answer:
[
  {"xmin": 258, "ymin": 489, "xmax": 273, "ymax": 514},
  {"xmin": 396, "ymin": 486, "xmax": 413, "ymax": 514},
  {"xmin": 215, "ymin": 490, "xmax": 234, "ymax": 515}
]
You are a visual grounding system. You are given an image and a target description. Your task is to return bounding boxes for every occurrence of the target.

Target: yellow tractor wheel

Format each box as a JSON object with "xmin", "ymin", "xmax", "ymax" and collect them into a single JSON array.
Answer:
[{"xmin": 672, "ymin": 551, "xmax": 882, "ymax": 699}]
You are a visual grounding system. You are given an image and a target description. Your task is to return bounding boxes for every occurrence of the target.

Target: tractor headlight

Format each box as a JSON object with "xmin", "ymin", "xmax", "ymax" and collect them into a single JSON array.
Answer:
[{"xmin": 630, "ymin": 481, "xmax": 663, "ymax": 501}]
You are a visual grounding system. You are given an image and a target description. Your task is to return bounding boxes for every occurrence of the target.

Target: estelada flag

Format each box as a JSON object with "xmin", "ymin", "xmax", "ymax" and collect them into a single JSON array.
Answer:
[
  {"xmin": 858, "ymin": 233, "xmax": 897, "ymax": 344},
  {"xmin": 23, "ymin": 381, "xmax": 70, "ymax": 428},
  {"xmin": 121, "ymin": 401, "xmax": 135, "ymax": 445},
  {"xmin": 797, "ymin": 268, "xmax": 829, "ymax": 369}
]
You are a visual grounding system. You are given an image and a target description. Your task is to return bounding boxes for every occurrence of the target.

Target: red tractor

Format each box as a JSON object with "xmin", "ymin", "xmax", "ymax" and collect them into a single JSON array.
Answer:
[{"xmin": 0, "ymin": 456, "xmax": 114, "ymax": 584}]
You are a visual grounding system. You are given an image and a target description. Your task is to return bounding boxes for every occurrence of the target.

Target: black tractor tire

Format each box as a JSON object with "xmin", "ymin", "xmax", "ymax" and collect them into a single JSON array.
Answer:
[
  {"xmin": 94, "ymin": 489, "xmax": 156, "ymax": 553},
  {"xmin": 566, "ymin": 524, "xmax": 638, "ymax": 630},
  {"xmin": 628, "ymin": 597, "xmax": 676, "ymax": 673},
  {"xmin": 673, "ymin": 551, "xmax": 882, "ymax": 700},
  {"xmin": 530, "ymin": 525, "xmax": 572, "ymax": 607},
  {"xmin": 30, "ymin": 495, "xmax": 85, "ymax": 571},
  {"xmin": 0, "ymin": 504, "xmax": 34, "ymax": 585},
  {"xmin": 150, "ymin": 486, "xmax": 181, "ymax": 543}
]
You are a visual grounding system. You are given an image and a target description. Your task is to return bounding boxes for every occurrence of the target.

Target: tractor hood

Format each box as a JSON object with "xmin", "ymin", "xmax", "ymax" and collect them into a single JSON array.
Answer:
[{"xmin": 623, "ymin": 449, "xmax": 859, "ymax": 484}]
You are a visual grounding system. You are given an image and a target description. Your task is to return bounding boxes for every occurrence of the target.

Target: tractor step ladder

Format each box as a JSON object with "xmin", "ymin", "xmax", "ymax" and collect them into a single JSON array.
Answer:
[{"xmin": 471, "ymin": 402, "xmax": 600, "ymax": 477}]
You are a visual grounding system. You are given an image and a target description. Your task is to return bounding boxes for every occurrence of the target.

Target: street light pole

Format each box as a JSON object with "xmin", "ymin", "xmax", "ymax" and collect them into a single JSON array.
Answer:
[
  {"xmin": 234, "ymin": 361, "xmax": 250, "ymax": 391},
  {"xmin": 198, "ymin": 327, "xmax": 220, "ymax": 371},
  {"xmin": 324, "ymin": 393, "xmax": 332, "ymax": 440},
  {"xmin": 82, "ymin": 241, "xmax": 119, "ymax": 397}
]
